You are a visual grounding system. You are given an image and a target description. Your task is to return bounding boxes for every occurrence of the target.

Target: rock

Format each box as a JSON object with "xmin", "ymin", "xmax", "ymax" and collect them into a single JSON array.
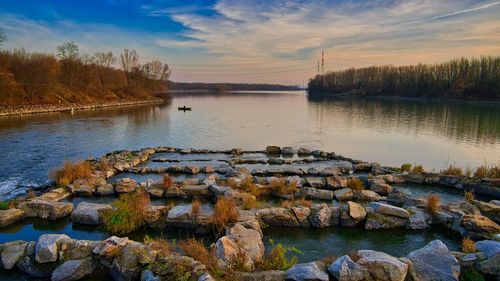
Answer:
[
  {"xmin": 237, "ymin": 270, "xmax": 285, "ymax": 281},
  {"xmin": 110, "ymin": 241, "xmax": 144, "ymax": 281},
  {"xmin": 115, "ymin": 178, "xmax": 138, "ymax": 193},
  {"xmin": 216, "ymin": 236, "xmax": 253, "ymax": 270},
  {"xmin": 0, "ymin": 241, "xmax": 28, "ymax": 269},
  {"xmin": 202, "ymin": 166, "xmax": 215, "ymax": 173},
  {"xmin": 71, "ymin": 202, "xmax": 112, "ymax": 225},
  {"xmin": 334, "ymin": 188, "xmax": 354, "ymax": 201},
  {"xmin": 285, "ymin": 261, "xmax": 329, "ymax": 281},
  {"xmin": 17, "ymin": 254, "xmax": 56, "ymax": 278},
  {"xmin": 61, "ymin": 239, "xmax": 99, "ymax": 260},
  {"xmin": 301, "ymin": 187, "xmax": 333, "ymax": 200},
  {"xmin": 51, "ymin": 258, "xmax": 96, "ymax": 281},
  {"xmin": 93, "ymin": 236, "xmax": 129, "ymax": 259},
  {"xmin": 297, "ymin": 148, "xmax": 311, "ymax": 156},
  {"xmin": 35, "ymin": 234, "xmax": 70, "ymax": 263},
  {"xmin": 327, "ymin": 255, "xmax": 368, "ymax": 281},
  {"xmin": 291, "ymin": 206, "xmax": 311, "ymax": 227},
  {"xmin": 475, "ymin": 240, "xmax": 500, "ymax": 275},
  {"xmin": 305, "ymin": 177, "xmax": 326, "ymax": 188},
  {"xmin": 167, "ymin": 205, "xmax": 193, "ymax": 228},
  {"xmin": 370, "ymin": 180, "xmax": 393, "ymax": 195},
  {"xmin": 368, "ymin": 202, "xmax": 410, "ymax": 218},
  {"xmin": 354, "ymin": 162, "xmax": 371, "ymax": 171},
  {"xmin": 257, "ymin": 207, "xmax": 299, "ymax": 227},
  {"xmin": 348, "ymin": 201, "xmax": 366, "ymax": 220},
  {"xmin": 198, "ymin": 272, "xmax": 216, "ymax": 281},
  {"xmin": 184, "ymin": 165, "xmax": 200, "ymax": 174},
  {"xmin": 407, "ymin": 206, "xmax": 431, "ymax": 230},
  {"xmin": 0, "ymin": 208, "xmax": 25, "ymax": 227},
  {"xmin": 268, "ymin": 158, "xmax": 285, "ymax": 165},
  {"xmin": 357, "ymin": 250, "xmax": 408, "ymax": 281},
  {"xmin": 38, "ymin": 188, "xmax": 71, "ymax": 201},
  {"xmin": 461, "ymin": 214, "xmax": 500, "ymax": 240},
  {"xmin": 148, "ymin": 187, "xmax": 165, "ymax": 198},
  {"xmin": 355, "ymin": 190, "xmax": 382, "ymax": 202},
  {"xmin": 19, "ymin": 200, "xmax": 74, "ymax": 220},
  {"xmin": 96, "ymin": 183, "xmax": 115, "ymax": 195},
  {"xmin": 309, "ymin": 205, "xmax": 339, "ymax": 228},
  {"xmin": 281, "ymin": 147, "xmax": 296, "ymax": 155},
  {"xmin": 141, "ymin": 269, "xmax": 161, "ymax": 281},
  {"xmin": 473, "ymin": 200, "xmax": 500, "ymax": 224},
  {"xmin": 73, "ymin": 184, "xmax": 95, "ymax": 196},
  {"xmin": 181, "ymin": 185, "xmax": 210, "ymax": 196},
  {"xmin": 266, "ymin": 146, "xmax": 281, "ymax": 155},
  {"xmin": 406, "ymin": 240, "xmax": 460, "ymax": 281},
  {"xmin": 227, "ymin": 224, "xmax": 264, "ymax": 261},
  {"xmin": 365, "ymin": 211, "xmax": 408, "ymax": 230}
]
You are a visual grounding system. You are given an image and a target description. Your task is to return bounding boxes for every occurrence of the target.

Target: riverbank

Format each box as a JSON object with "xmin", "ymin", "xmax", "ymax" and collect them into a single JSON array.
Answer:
[{"xmin": 0, "ymin": 99, "xmax": 165, "ymax": 116}]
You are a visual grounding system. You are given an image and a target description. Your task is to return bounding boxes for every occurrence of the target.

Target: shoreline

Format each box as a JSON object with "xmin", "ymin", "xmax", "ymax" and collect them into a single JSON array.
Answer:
[{"xmin": 0, "ymin": 99, "xmax": 165, "ymax": 117}]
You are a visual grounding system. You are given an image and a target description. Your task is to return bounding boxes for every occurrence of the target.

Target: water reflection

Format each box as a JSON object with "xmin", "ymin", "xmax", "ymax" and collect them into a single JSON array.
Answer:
[{"xmin": 0, "ymin": 91, "xmax": 498, "ymax": 198}]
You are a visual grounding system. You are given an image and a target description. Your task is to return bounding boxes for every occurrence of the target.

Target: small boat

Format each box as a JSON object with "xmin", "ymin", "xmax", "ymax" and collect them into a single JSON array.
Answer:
[{"xmin": 178, "ymin": 106, "xmax": 192, "ymax": 111}]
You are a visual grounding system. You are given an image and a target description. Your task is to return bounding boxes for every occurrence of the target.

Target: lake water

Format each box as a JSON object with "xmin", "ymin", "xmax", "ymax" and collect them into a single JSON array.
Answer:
[{"xmin": 1, "ymin": 91, "xmax": 499, "ymax": 199}]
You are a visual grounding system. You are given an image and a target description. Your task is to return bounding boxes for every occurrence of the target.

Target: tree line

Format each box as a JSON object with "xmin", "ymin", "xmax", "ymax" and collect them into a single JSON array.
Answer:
[
  {"xmin": 308, "ymin": 56, "xmax": 500, "ymax": 100},
  {"xmin": 0, "ymin": 36, "xmax": 170, "ymax": 105},
  {"xmin": 168, "ymin": 82, "xmax": 301, "ymax": 92}
]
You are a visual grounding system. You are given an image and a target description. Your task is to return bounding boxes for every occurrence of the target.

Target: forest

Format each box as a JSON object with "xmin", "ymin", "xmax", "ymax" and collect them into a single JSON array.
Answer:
[
  {"xmin": 308, "ymin": 56, "xmax": 500, "ymax": 100},
  {"xmin": 168, "ymin": 82, "xmax": 301, "ymax": 92},
  {"xmin": 0, "ymin": 40, "xmax": 170, "ymax": 105}
]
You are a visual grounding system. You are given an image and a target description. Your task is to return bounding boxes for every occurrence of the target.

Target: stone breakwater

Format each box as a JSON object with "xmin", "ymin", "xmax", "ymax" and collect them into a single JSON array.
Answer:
[
  {"xmin": 1, "ymin": 145, "xmax": 499, "ymax": 280},
  {"xmin": 0, "ymin": 99, "xmax": 164, "ymax": 116}
]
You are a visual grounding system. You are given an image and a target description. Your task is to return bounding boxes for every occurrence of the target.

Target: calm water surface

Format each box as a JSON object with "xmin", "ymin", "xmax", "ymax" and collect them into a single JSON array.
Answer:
[{"xmin": 0, "ymin": 91, "xmax": 499, "ymax": 198}]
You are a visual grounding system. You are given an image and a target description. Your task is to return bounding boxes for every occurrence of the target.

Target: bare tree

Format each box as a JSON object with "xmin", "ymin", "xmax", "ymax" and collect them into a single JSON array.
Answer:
[
  {"xmin": 93, "ymin": 51, "xmax": 116, "ymax": 93},
  {"xmin": 142, "ymin": 60, "xmax": 171, "ymax": 81},
  {"xmin": 57, "ymin": 41, "xmax": 80, "ymax": 86},
  {"xmin": 120, "ymin": 49, "xmax": 138, "ymax": 86}
]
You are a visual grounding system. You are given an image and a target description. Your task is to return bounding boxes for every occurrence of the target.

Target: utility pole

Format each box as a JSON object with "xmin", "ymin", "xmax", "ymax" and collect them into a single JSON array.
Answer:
[
  {"xmin": 321, "ymin": 50, "xmax": 325, "ymax": 75},
  {"xmin": 317, "ymin": 60, "xmax": 320, "ymax": 76}
]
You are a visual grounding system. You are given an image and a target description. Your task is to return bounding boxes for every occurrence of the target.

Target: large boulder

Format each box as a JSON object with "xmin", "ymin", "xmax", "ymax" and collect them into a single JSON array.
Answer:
[
  {"xmin": 369, "ymin": 180, "xmax": 393, "ymax": 195},
  {"xmin": 71, "ymin": 202, "xmax": 112, "ymax": 225},
  {"xmin": 93, "ymin": 236, "xmax": 129, "ymax": 259},
  {"xmin": 305, "ymin": 178, "xmax": 326, "ymax": 189},
  {"xmin": 0, "ymin": 208, "xmax": 25, "ymax": 227},
  {"xmin": 365, "ymin": 212, "xmax": 408, "ymax": 230},
  {"xmin": 181, "ymin": 185, "xmax": 210, "ymax": 196},
  {"xmin": 35, "ymin": 234, "xmax": 70, "ymax": 263},
  {"xmin": 357, "ymin": 250, "xmax": 408, "ymax": 281},
  {"xmin": 334, "ymin": 188, "xmax": 354, "ymax": 201},
  {"xmin": 282, "ymin": 147, "xmax": 296, "ymax": 155},
  {"xmin": 60, "ymin": 239, "xmax": 99, "ymax": 260},
  {"xmin": 473, "ymin": 200, "xmax": 500, "ymax": 224},
  {"xmin": 340, "ymin": 202, "xmax": 366, "ymax": 227},
  {"xmin": 461, "ymin": 214, "xmax": 500, "ymax": 240},
  {"xmin": 291, "ymin": 206, "xmax": 311, "ymax": 227},
  {"xmin": 115, "ymin": 178, "xmax": 138, "ymax": 193},
  {"xmin": 0, "ymin": 240, "xmax": 28, "ymax": 269},
  {"xmin": 215, "ymin": 236, "xmax": 253, "ymax": 270},
  {"xmin": 51, "ymin": 258, "xmax": 96, "ymax": 281},
  {"xmin": 226, "ymin": 224, "xmax": 265, "ymax": 261},
  {"xmin": 309, "ymin": 205, "xmax": 339, "ymax": 228},
  {"xmin": 475, "ymin": 240, "xmax": 500, "ymax": 275},
  {"xmin": 110, "ymin": 241, "xmax": 144, "ymax": 281},
  {"xmin": 327, "ymin": 255, "xmax": 368, "ymax": 281},
  {"xmin": 406, "ymin": 240, "xmax": 459, "ymax": 281},
  {"xmin": 367, "ymin": 202, "xmax": 410, "ymax": 218},
  {"xmin": 19, "ymin": 200, "xmax": 73, "ymax": 220},
  {"xmin": 355, "ymin": 190, "xmax": 382, "ymax": 202},
  {"xmin": 301, "ymin": 187, "xmax": 333, "ymax": 200},
  {"xmin": 257, "ymin": 207, "xmax": 299, "ymax": 227},
  {"xmin": 326, "ymin": 175, "xmax": 349, "ymax": 189},
  {"xmin": 285, "ymin": 261, "xmax": 329, "ymax": 281},
  {"xmin": 407, "ymin": 206, "xmax": 431, "ymax": 230}
]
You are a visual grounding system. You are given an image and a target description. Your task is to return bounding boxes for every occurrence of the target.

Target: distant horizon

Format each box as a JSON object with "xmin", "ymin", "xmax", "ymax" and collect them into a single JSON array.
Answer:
[{"xmin": 1, "ymin": 0, "xmax": 499, "ymax": 84}]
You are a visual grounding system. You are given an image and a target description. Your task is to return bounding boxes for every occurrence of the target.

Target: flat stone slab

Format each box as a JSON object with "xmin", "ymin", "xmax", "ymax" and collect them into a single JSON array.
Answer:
[
  {"xmin": 0, "ymin": 208, "xmax": 25, "ymax": 227},
  {"xmin": 71, "ymin": 202, "xmax": 112, "ymax": 225}
]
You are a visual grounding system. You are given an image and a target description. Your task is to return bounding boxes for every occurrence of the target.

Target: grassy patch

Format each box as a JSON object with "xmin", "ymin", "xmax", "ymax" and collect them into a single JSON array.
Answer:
[
  {"xmin": 269, "ymin": 178, "xmax": 298, "ymax": 196},
  {"xmin": 241, "ymin": 196, "xmax": 258, "ymax": 210},
  {"xmin": 412, "ymin": 164, "xmax": 424, "ymax": 173},
  {"xmin": 256, "ymin": 240, "xmax": 301, "ymax": 271},
  {"xmin": 50, "ymin": 160, "xmax": 93, "ymax": 186},
  {"xmin": 209, "ymin": 197, "xmax": 239, "ymax": 237},
  {"xmin": 0, "ymin": 201, "xmax": 11, "ymax": 210},
  {"xmin": 400, "ymin": 163, "xmax": 412, "ymax": 172},
  {"xmin": 102, "ymin": 190, "xmax": 150, "ymax": 235},
  {"xmin": 426, "ymin": 193, "xmax": 440, "ymax": 214}
]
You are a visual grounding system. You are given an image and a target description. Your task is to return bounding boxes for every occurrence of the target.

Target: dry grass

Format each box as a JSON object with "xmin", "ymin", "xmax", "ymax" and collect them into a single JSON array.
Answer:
[
  {"xmin": 162, "ymin": 174, "xmax": 174, "ymax": 190},
  {"xmin": 426, "ymin": 193, "xmax": 440, "ymax": 214},
  {"xmin": 464, "ymin": 191, "xmax": 474, "ymax": 203},
  {"xmin": 102, "ymin": 189, "xmax": 150, "ymax": 235},
  {"xmin": 280, "ymin": 200, "xmax": 293, "ymax": 208},
  {"xmin": 50, "ymin": 160, "xmax": 93, "ymax": 186},
  {"xmin": 441, "ymin": 164, "xmax": 463, "ymax": 176},
  {"xmin": 269, "ymin": 178, "xmax": 298, "ymax": 196},
  {"xmin": 347, "ymin": 178, "xmax": 364, "ymax": 190},
  {"xmin": 280, "ymin": 197, "xmax": 312, "ymax": 208},
  {"xmin": 474, "ymin": 163, "xmax": 500, "ymax": 179},
  {"xmin": 178, "ymin": 239, "xmax": 220, "ymax": 275},
  {"xmin": 241, "ymin": 196, "xmax": 258, "ymax": 210},
  {"xmin": 27, "ymin": 190, "xmax": 36, "ymax": 199},
  {"xmin": 209, "ymin": 197, "xmax": 239, "ymax": 237},
  {"xmin": 238, "ymin": 177, "xmax": 260, "ymax": 197},
  {"xmin": 400, "ymin": 163, "xmax": 412, "ymax": 172},
  {"xmin": 412, "ymin": 164, "xmax": 424, "ymax": 173},
  {"xmin": 229, "ymin": 247, "xmax": 252, "ymax": 272},
  {"xmin": 191, "ymin": 199, "xmax": 202, "ymax": 215},
  {"xmin": 462, "ymin": 237, "xmax": 476, "ymax": 253},
  {"xmin": 465, "ymin": 166, "xmax": 472, "ymax": 178},
  {"xmin": 144, "ymin": 236, "xmax": 174, "ymax": 256}
]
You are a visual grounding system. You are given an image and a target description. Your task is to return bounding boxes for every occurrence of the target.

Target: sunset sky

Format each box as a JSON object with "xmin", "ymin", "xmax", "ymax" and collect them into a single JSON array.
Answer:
[{"xmin": 1, "ymin": 0, "xmax": 499, "ymax": 85}]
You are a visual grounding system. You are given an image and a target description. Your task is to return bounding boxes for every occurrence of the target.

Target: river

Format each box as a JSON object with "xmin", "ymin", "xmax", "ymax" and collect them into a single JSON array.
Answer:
[{"xmin": 0, "ymin": 91, "xmax": 499, "ymax": 199}]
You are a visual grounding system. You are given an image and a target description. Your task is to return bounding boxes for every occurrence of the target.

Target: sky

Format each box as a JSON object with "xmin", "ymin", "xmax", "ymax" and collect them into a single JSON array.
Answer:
[{"xmin": 1, "ymin": 0, "xmax": 499, "ymax": 85}]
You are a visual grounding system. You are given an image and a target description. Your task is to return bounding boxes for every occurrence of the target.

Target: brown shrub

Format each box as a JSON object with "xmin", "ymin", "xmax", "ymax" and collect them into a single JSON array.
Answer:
[
  {"xmin": 50, "ymin": 160, "xmax": 93, "ymax": 186},
  {"xmin": 347, "ymin": 178, "xmax": 364, "ymax": 190},
  {"xmin": 229, "ymin": 247, "xmax": 252, "ymax": 272},
  {"xmin": 269, "ymin": 178, "xmax": 298, "ymax": 196},
  {"xmin": 178, "ymin": 239, "xmax": 220, "ymax": 275},
  {"xmin": 241, "ymin": 196, "xmax": 257, "ymax": 210},
  {"xmin": 144, "ymin": 236, "xmax": 173, "ymax": 255},
  {"xmin": 426, "ymin": 193, "xmax": 440, "ymax": 214},
  {"xmin": 400, "ymin": 163, "xmax": 412, "ymax": 172},
  {"xmin": 474, "ymin": 163, "xmax": 500, "ymax": 179},
  {"xmin": 464, "ymin": 191, "xmax": 474, "ymax": 203},
  {"xmin": 412, "ymin": 164, "xmax": 424, "ymax": 173},
  {"xmin": 239, "ymin": 177, "xmax": 260, "ymax": 197},
  {"xmin": 441, "ymin": 164, "xmax": 463, "ymax": 176},
  {"xmin": 191, "ymin": 199, "xmax": 201, "ymax": 215},
  {"xmin": 163, "ymin": 174, "xmax": 174, "ymax": 190},
  {"xmin": 209, "ymin": 197, "xmax": 238, "ymax": 237},
  {"xmin": 280, "ymin": 200, "xmax": 293, "ymax": 208},
  {"xmin": 462, "ymin": 237, "xmax": 476, "ymax": 253}
]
